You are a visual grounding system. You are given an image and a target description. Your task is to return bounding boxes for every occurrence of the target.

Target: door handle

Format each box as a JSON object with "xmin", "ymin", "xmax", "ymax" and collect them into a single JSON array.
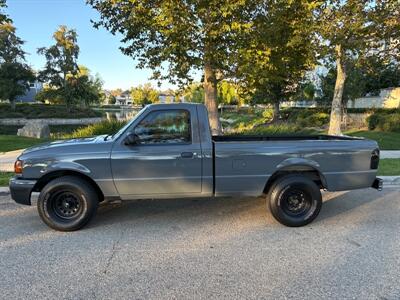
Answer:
[{"xmin": 181, "ymin": 152, "xmax": 194, "ymax": 158}]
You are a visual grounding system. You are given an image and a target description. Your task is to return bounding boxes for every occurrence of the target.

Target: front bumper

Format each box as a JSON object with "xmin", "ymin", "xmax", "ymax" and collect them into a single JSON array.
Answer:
[
  {"xmin": 372, "ymin": 177, "xmax": 383, "ymax": 191},
  {"xmin": 9, "ymin": 177, "xmax": 37, "ymax": 205}
]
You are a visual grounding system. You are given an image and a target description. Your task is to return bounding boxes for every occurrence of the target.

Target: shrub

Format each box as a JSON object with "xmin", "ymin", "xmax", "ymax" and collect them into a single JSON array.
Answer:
[
  {"xmin": 367, "ymin": 111, "xmax": 400, "ymax": 132},
  {"xmin": 63, "ymin": 120, "xmax": 127, "ymax": 138},
  {"xmin": 231, "ymin": 123, "xmax": 317, "ymax": 135},
  {"xmin": 0, "ymin": 103, "xmax": 104, "ymax": 119}
]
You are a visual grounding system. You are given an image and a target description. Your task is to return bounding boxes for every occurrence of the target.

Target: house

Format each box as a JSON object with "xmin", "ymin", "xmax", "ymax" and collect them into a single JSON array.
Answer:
[
  {"xmin": 347, "ymin": 87, "xmax": 400, "ymax": 108},
  {"xmin": 15, "ymin": 81, "xmax": 43, "ymax": 103},
  {"xmin": 158, "ymin": 92, "xmax": 175, "ymax": 103},
  {"xmin": 115, "ymin": 91, "xmax": 132, "ymax": 106}
]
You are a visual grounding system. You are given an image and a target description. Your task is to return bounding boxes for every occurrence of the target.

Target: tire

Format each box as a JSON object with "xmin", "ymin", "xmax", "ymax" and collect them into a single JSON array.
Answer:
[
  {"xmin": 37, "ymin": 176, "xmax": 99, "ymax": 231},
  {"xmin": 268, "ymin": 175, "xmax": 322, "ymax": 227}
]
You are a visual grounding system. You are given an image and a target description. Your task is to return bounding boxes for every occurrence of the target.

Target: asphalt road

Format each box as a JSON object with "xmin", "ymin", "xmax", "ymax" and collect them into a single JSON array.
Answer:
[{"xmin": 0, "ymin": 188, "xmax": 399, "ymax": 300}]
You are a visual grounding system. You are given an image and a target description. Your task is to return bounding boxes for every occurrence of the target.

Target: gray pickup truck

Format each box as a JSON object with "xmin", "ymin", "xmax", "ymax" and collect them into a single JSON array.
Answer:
[{"xmin": 10, "ymin": 103, "xmax": 382, "ymax": 231}]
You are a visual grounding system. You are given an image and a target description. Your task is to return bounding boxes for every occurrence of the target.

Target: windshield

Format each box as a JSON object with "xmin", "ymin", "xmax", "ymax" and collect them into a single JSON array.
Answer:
[{"xmin": 109, "ymin": 106, "xmax": 148, "ymax": 140}]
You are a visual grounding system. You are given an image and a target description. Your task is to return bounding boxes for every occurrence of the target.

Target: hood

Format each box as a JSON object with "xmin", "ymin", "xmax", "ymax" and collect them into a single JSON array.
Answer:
[{"xmin": 22, "ymin": 135, "xmax": 108, "ymax": 155}]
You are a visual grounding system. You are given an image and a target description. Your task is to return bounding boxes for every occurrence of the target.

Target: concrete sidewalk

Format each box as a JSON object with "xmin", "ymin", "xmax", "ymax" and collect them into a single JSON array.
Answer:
[
  {"xmin": 380, "ymin": 151, "xmax": 400, "ymax": 159},
  {"xmin": 0, "ymin": 149, "xmax": 24, "ymax": 172}
]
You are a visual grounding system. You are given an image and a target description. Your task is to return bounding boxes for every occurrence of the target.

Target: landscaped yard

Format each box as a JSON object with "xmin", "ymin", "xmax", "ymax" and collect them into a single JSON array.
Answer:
[
  {"xmin": 0, "ymin": 172, "xmax": 13, "ymax": 186},
  {"xmin": 377, "ymin": 159, "xmax": 400, "ymax": 176},
  {"xmin": 346, "ymin": 131, "xmax": 400, "ymax": 150},
  {"xmin": 0, "ymin": 103, "xmax": 103, "ymax": 119},
  {"xmin": 0, "ymin": 135, "xmax": 48, "ymax": 153}
]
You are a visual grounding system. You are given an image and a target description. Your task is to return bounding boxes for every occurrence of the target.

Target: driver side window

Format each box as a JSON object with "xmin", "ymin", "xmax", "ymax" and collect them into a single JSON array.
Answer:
[{"xmin": 133, "ymin": 110, "xmax": 191, "ymax": 145}]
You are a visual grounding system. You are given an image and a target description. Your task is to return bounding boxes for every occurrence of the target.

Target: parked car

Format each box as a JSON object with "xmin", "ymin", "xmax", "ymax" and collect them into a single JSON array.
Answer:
[{"xmin": 10, "ymin": 103, "xmax": 382, "ymax": 231}]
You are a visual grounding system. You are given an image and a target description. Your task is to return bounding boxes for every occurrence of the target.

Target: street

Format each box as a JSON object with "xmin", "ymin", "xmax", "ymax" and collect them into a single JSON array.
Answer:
[{"xmin": 0, "ymin": 188, "xmax": 399, "ymax": 299}]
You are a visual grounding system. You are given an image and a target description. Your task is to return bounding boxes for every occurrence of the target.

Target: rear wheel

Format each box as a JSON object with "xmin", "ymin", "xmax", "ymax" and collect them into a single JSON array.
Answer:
[
  {"xmin": 268, "ymin": 175, "xmax": 322, "ymax": 227},
  {"xmin": 37, "ymin": 176, "xmax": 99, "ymax": 231}
]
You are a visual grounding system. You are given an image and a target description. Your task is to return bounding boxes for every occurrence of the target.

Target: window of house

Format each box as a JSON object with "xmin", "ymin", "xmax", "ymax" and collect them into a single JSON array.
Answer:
[{"xmin": 133, "ymin": 110, "xmax": 191, "ymax": 145}]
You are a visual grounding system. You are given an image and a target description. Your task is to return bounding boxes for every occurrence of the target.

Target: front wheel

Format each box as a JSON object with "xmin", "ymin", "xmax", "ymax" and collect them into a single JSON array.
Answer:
[
  {"xmin": 268, "ymin": 175, "xmax": 322, "ymax": 227},
  {"xmin": 37, "ymin": 176, "xmax": 99, "ymax": 231}
]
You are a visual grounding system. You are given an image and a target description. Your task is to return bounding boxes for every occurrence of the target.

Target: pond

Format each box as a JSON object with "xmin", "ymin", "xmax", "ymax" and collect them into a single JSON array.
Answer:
[{"xmin": 101, "ymin": 108, "xmax": 141, "ymax": 121}]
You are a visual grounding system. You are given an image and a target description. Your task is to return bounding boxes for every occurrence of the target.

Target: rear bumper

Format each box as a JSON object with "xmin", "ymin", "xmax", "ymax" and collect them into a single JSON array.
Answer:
[
  {"xmin": 9, "ymin": 177, "xmax": 37, "ymax": 205},
  {"xmin": 372, "ymin": 177, "xmax": 383, "ymax": 191}
]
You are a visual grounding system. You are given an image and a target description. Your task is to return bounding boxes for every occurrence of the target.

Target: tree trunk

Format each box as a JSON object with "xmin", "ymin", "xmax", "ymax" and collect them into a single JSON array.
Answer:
[
  {"xmin": 204, "ymin": 63, "xmax": 222, "ymax": 135},
  {"xmin": 328, "ymin": 44, "xmax": 347, "ymax": 136},
  {"xmin": 272, "ymin": 101, "xmax": 280, "ymax": 122}
]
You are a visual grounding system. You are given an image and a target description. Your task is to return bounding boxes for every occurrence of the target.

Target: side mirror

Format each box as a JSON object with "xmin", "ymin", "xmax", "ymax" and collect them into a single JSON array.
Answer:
[{"xmin": 124, "ymin": 133, "xmax": 140, "ymax": 145}]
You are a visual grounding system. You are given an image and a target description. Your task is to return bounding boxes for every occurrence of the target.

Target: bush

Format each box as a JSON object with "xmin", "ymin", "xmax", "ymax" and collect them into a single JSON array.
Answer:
[
  {"xmin": 231, "ymin": 123, "xmax": 317, "ymax": 135},
  {"xmin": 367, "ymin": 111, "xmax": 400, "ymax": 132},
  {"xmin": 0, "ymin": 103, "xmax": 104, "ymax": 119},
  {"xmin": 63, "ymin": 120, "xmax": 127, "ymax": 138}
]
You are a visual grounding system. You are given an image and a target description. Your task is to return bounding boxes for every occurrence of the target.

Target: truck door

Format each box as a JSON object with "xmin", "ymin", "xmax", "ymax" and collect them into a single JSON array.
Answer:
[{"xmin": 111, "ymin": 107, "xmax": 203, "ymax": 197}]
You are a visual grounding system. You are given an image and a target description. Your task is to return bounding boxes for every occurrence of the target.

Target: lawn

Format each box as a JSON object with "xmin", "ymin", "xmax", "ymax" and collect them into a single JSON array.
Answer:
[
  {"xmin": 0, "ymin": 135, "xmax": 47, "ymax": 153},
  {"xmin": 0, "ymin": 172, "xmax": 13, "ymax": 186},
  {"xmin": 346, "ymin": 131, "xmax": 400, "ymax": 150},
  {"xmin": 377, "ymin": 159, "xmax": 400, "ymax": 176}
]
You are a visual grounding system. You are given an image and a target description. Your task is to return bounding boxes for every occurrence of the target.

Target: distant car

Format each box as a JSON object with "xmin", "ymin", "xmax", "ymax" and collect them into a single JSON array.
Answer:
[{"xmin": 10, "ymin": 103, "xmax": 382, "ymax": 231}]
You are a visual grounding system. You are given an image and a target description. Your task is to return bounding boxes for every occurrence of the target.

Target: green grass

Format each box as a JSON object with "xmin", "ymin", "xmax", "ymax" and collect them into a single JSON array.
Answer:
[
  {"xmin": 0, "ymin": 135, "xmax": 48, "ymax": 153},
  {"xmin": 0, "ymin": 172, "xmax": 13, "ymax": 186},
  {"xmin": 346, "ymin": 131, "xmax": 400, "ymax": 150},
  {"xmin": 378, "ymin": 159, "xmax": 400, "ymax": 176}
]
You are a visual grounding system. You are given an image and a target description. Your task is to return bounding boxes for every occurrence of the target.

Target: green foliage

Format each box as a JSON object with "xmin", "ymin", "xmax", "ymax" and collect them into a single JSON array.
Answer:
[
  {"xmin": 182, "ymin": 82, "xmax": 204, "ymax": 103},
  {"xmin": 231, "ymin": 123, "xmax": 316, "ymax": 136},
  {"xmin": 37, "ymin": 25, "xmax": 81, "ymax": 108},
  {"xmin": 318, "ymin": 58, "xmax": 400, "ymax": 106},
  {"xmin": 0, "ymin": 103, "xmax": 103, "ymax": 119},
  {"xmin": 130, "ymin": 83, "xmax": 159, "ymax": 106},
  {"xmin": 88, "ymin": 0, "xmax": 254, "ymax": 86},
  {"xmin": 0, "ymin": 22, "xmax": 34, "ymax": 108},
  {"xmin": 0, "ymin": 0, "xmax": 10, "ymax": 24},
  {"xmin": 367, "ymin": 111, "xmax": 400, "ymax": 132},
  {"xmin": 64, "ymin": 120, "xmax": 127, "ymax": 138},
  {"xmin": 237, "ymin": 0, "xmax": 317, "ymax": 112}
]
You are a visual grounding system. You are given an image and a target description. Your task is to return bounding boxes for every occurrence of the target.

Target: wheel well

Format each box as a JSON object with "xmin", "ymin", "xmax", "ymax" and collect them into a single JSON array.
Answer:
[
  {"xmin": 263, "ymin": 167, "xmax": 326, "ymax": 195},
  {"xmin": 33, "ymin": 170, "xmax": 104, "ymax": 202}
]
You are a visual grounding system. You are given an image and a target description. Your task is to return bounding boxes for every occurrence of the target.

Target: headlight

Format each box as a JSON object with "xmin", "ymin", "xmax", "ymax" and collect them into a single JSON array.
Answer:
[{"xmin": 14, "ymin": 160, "xmax": 23, "ymax": 174}]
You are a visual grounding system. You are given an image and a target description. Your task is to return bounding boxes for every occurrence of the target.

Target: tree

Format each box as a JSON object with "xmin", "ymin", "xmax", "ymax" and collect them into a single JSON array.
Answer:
[
  {"xmin": 0, "ymin": 0, "xmax": 10, "ymax": 24},
  {"xmin": 36, "ymin": 64, "xmax": 104, "ymax": 107},
  {"xmin": 130, "ymin": 83, "xmax": 159, "ymax": 106},
  {"xmin": 0, "ymin": 20, "xmax": 34, "ymax": 109},
  {"xmin": 317, "ymin": 0, "xmax": 400, "ymax": 135},
  {"xmin": 319, "ymin": 56, "xmax": 400, "ymax": 107},
  {"xmin": 37, "ymin": 25, "xmax": 80, "ymax": 109},
  {"xmin": 237, "ymin": 0, "xmax": 317, "ymax": 120},
  {"xmin": 182, "ymin": 82, "xmax": 205, "ymax": 103},
  {"xmin": 88, "ymin": 0, "xmax": 258, "ymax": 134}
]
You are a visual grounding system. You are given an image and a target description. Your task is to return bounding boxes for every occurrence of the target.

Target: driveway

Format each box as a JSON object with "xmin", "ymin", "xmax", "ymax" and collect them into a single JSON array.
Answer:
[{"xmin": 0, "ymin": 188, "xmax": 399, "ymax": 299}]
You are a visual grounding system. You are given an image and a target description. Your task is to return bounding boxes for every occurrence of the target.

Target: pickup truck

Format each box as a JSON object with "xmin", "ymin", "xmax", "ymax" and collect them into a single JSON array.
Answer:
[{"xmin": 10, "ymin": 103, "xmax": 383, "ymax": 231}]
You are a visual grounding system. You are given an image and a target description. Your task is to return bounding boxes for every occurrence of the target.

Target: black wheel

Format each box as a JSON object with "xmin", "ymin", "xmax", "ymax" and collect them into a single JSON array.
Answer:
[
  {"xmin": 37, "ymin": 176, "xmax": 99, "ymax": 231},
  {"xmin": 268, "ymin": 175, "xmax": 322, "ymax": 227}
]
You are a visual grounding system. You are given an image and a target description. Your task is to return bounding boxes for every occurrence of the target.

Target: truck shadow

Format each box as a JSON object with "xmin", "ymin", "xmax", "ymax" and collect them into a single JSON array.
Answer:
[
  {"xmin": 91, "ymin": 188, "xmax": 389, "ymax": 229},
  {"xmin": 317, "ymin": 189, "xmax": 387, "ymax": 222}
]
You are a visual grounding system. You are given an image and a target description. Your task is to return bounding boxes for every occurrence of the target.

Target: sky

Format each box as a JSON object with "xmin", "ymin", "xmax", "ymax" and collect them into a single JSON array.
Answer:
[{"xmin": 7, "ymin": 0, "xmax": 175, "ymax": 91}]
